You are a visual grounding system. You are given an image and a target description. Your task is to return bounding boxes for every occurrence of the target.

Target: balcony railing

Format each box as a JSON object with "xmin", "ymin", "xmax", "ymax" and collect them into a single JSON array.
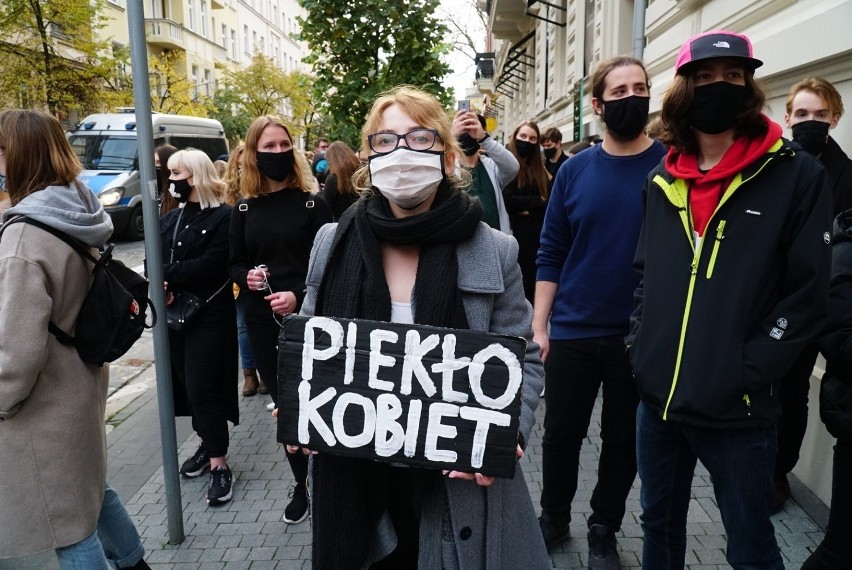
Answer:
[{"xmin": 146, "ymin": 18, "xmax": 185, "ymax": 50}]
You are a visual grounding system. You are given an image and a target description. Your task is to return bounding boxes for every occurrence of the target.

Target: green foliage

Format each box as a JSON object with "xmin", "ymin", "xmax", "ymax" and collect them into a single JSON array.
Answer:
[
  {"xmin": 0, "ymin": 0, "xmax": 132, "ymax": 115},
  {"xmin": 298, "ymin": 0, "xmax": 452, "ymax": 148},
  {"xmin": 149, "ymin": 50, "xmax": 208, "ymax": 117},
  {"xmin": 206, "ymin": 87, "xmax": 253, "ymax": 147}
]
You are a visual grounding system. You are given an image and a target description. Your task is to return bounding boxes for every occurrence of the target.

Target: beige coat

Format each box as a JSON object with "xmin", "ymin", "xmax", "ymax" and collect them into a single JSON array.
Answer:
[{"xmin": 0, "ymin": 222, "xmax": 109, "ymax": 557}]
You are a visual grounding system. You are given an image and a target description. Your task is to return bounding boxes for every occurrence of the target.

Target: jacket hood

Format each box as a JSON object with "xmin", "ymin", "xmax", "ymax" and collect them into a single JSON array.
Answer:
[
  {"xmin": 2, "ymin": 182, "xmax": 114, "ymax": 247},
  {"xmin": 664, "ymin": 114, "xmax": 783, "ymax": 181},
  {"xmin": 833, "ymin": 209, "xmax": 852, "ymax": 242}
]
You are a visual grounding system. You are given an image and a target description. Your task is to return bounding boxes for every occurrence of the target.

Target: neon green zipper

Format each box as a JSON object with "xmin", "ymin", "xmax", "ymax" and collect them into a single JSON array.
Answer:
[
  {"xmin": 706, "ymin": 220, "xmax": 726, "ymax": 279},
  {"xmin": 662, "ymin": 242, "xmax": 702, "ymax": 420}
]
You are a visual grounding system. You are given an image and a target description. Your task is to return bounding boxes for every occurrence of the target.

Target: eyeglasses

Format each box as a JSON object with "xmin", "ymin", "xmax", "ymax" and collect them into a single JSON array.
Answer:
[{"xmin": 367, "ymin": 129, "xmax": 441, "ymax": 154}]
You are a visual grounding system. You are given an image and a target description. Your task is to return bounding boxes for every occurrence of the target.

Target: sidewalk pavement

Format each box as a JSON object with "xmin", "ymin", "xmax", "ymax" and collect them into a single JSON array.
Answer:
[{"xmin": 2, "ymin": 330, "xmax": 827, "ymax": 569}]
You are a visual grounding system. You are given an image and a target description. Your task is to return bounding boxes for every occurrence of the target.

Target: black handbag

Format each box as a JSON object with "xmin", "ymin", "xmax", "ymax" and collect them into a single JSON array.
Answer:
[
  {"xmin": 166, "ymin": 287, "xmax": 220, "ymax": 331},
  {"xmin": 165, "ymin": 208, "xmax": 229, "ymax": 331}
]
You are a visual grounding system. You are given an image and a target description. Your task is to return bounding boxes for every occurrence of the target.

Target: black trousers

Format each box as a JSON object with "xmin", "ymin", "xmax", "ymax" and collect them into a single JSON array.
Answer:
[
  {"xmin": 169, "ymin": 301, "xmax": 239, "ymax": 458},
  {"xmin": 541, "ymin": 336, "xmax": 639, "ymax": 530},
  {"xmin": 245, "ymin": 311, "xmax": 308, "ymax": 485},
  {"xmin": 775, "ymin": 345, "xmax": 820, "ymax": 477},
  {"xmin": 802, "ymin": 439, "xmax": 852, "ymax": 569}
]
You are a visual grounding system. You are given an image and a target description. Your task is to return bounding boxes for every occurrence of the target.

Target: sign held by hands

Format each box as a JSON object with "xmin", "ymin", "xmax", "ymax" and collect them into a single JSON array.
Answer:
[{"xmin": 276, "ymin": 315, "xmax": 525, "ymax": 478}]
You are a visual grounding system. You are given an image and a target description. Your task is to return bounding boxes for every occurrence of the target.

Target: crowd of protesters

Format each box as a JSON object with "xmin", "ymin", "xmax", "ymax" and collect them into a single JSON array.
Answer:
[{"xmin": 3, "ymin": 24, "xmax": 852, "ymax": 570}]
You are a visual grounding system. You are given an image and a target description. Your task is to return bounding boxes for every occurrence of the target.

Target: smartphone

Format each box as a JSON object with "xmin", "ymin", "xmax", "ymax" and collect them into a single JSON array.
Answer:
[{"xmin": 457, "ymin": 100, "xmax": 471, "ymax": 113}]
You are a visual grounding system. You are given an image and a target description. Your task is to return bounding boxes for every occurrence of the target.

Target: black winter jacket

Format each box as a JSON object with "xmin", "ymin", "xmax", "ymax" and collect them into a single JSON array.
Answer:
[{"xmin": 627, "ymin": 139, "xmax": 832, "ymax": 428}]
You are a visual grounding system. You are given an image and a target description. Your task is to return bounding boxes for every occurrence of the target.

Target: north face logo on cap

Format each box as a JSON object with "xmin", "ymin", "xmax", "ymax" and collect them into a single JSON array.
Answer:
[{"xmin": 712, "ymin": 41, "xmax": 731, "ymax": 48}]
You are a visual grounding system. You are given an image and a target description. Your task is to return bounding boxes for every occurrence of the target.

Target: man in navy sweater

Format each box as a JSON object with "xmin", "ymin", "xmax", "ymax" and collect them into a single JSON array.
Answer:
[{"xmin": 534, "ymin": 55, "xmax": 666, "ymax": 569}]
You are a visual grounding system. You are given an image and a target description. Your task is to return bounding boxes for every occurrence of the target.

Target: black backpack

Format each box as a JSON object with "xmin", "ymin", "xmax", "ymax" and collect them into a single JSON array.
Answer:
[{"xmin": 1, "ymin": 216, "xmax": 154, "ymax": 366}]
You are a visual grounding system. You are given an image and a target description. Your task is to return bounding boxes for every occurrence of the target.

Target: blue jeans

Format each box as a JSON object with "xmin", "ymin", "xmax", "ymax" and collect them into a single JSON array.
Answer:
[
  {"xmin": 55, "ymin": 485, "xmax": 144, "ymax": 569},
  {"xmin": 236, "ymin": 292, "xmax": 255, "ymax": 369},
  {"xmin": 55, "ymin": 530, "xmax": 110, "ymax": 570},
  {"xmin": 636, "ymin": 402, "xmax": 783, "ymax": 570}
]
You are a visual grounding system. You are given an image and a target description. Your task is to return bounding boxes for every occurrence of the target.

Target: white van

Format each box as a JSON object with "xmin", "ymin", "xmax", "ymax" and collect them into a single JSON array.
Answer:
[{"xmin": 67, "ymin": 111, "xmax": 229, "ymax": 239}]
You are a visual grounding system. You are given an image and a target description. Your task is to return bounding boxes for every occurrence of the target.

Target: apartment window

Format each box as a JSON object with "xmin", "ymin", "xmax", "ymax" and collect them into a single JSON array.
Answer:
[
  {"xmin": 273, "ymin": 3, "xmax": 279, "ymax": 27},
  {"xmin": 204, "ymin": 69, "xmax": 211, "ymax": 96},
  {"xmin": 201, "ymin": 1, "xmax": 208, "ymax": 37},
  {"xmin": 221, "ymin": 24, "xmax": 228, "ymax": 48},
  {"xmin": 252, "ymin": 31, "xmax": 257, "ymax": 52},
  {"xmin": 211, "ymin": 17, "xmax": 216, "ymax": 42},
  {"xmin": 191, "ymin": 64, "xmax": 199, "ymax": 98},
  {"xmin": 187, "ymin": 0, "xmax": 195, "ymax": 31},
  {"xmin": 231, "ymin": 30, "xmax": 237, "ymax": 59},
  {"xmin": 243, "ymin": 25, "xmax": 249, "ymax": 53},
  {"xmin": 260, "ymin": 36, "xmax": 266, "ymax": 55}
]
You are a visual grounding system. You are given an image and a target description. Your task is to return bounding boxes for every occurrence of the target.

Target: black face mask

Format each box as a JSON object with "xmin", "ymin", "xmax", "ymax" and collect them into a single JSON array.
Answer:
[
  {"xmin": 514, "ymin": 139, "xmax": 537, "ymax": 159},
  {"xmin": 601, "ymin": 95, "xmax": 650, "ymax": 140},
  {"xmin": 256, "ymin": 150, "xmax": 295, "ymax": 182},
  {"xmin": 792, "ymin": 120, "xmax": 831, "ymax": 156},
  {"xmin": 543, "ymin": 147, "xmax": 557, "ymax": 160},
  {"xmin": 168, "ymin": 178, "xmax": 192, "ymax": 203},
  {"xmin": 457, "ymin": 133, "xmax": 480, "ymax": 157},
  {"xmin": 689, "ymin": 82, "xmax": 748, "ymax": 135}
]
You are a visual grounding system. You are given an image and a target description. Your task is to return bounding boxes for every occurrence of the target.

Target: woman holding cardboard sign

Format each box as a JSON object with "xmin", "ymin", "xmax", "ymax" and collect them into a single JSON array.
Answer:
[{"xmin": 298, "ymin": 86, "xmax": 549, "ymax": 569}]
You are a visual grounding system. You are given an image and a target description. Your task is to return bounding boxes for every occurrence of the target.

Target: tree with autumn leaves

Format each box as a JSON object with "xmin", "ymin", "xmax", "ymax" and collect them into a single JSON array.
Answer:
[{"xmin": 0, "ymin": 0, "xmax": 132, "ymax": 117}]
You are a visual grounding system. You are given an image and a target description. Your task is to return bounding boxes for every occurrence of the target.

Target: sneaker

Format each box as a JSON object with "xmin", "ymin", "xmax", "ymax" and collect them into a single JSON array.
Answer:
[
  {"xmin": 771, "ymin": 475, "xmax": 791, "ymax": 514},
  {"xmin": 283, "ymin": 483, "xmax": 309, "ymax": 524},
  {"xmin": 539, "ymin": 515, "xmax": 571, "ymax": 551},
  {"xmin": 179, "ymin": 446, "xmax": 210, "ymax": 478},
  {"xmin": 266, "ymin": 401, "xmax": 276, "ymax": 411},
  {"xmin": 587, "ymin": 524, "xmax": 621, "ymax": 570},
  {"xmin": 207, "ymin": 466, "xmax": 235, "ymax": 505}
]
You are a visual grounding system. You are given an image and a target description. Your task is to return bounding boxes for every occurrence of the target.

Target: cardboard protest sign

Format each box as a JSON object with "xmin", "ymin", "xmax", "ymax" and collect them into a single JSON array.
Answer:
[{"xmin": 276, "ymin": 315, "xmax": 526, "ymax": 478}]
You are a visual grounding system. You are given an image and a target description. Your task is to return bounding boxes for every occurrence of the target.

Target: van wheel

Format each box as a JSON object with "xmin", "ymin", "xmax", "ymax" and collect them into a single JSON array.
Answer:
[{"xmin": 125, "ymin": 206, "xmax": 144, "ymax": 241}]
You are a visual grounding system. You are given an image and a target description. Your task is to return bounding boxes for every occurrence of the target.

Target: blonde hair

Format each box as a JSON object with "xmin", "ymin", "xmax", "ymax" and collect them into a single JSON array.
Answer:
[
  {"xmin": 241, "ymin": 115, "xmax": 313, "ymax": 197},
  {"xmin": 167, "ymin": 149, "xmax": 226, "ymax": 209},
  {"xmin": 786, "ymin": 77, "xmax": 844, "ymax": 118},
  {"xmin": 223, "ymin": 144, "xmax": 244, "ymax": 206},
  {"xmin": 353, "ymin": 85, "xmax": 462, "ymax": 191}
]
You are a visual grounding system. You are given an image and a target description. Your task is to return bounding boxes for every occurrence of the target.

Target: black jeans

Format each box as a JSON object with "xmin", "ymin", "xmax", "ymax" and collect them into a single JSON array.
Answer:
[
  {"xmin": 775, "ymin": 344, "xmax": 819, "ymax": 477},
  {"xmin": 246, "ymin": 312, "xmax": 308, "ymax": 485},
  {"xmin": 540, "ymin": 336, "xmax": 639, "ymax": 530},
  {"xmin": 802, "ymin": 438, "xmax": 852, "ymax": 569}
]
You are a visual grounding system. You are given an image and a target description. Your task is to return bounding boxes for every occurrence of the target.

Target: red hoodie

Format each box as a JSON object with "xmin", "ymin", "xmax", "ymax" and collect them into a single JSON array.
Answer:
[{"xmin": 664, "ymin": 115, "xmax": 783, "ymax": 237}]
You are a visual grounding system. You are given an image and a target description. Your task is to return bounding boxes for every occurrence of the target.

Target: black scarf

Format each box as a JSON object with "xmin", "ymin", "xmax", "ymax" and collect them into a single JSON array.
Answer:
[{"xmin": 311, "ymin": 182, "xmax": 482, "ymax": 568}]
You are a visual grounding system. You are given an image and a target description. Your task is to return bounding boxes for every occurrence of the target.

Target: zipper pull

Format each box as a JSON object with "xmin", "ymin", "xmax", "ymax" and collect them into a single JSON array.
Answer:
[
  {"xmin": 743, "ymin": 394, "xmax": 751, "ymax": 416},
  {"xmin": 690, "ymin": 258, "xmax": 698, "ymax": 275},
  {"xmin": 716, "ymin": 220, "xmax": 726, "ymax": 240}
]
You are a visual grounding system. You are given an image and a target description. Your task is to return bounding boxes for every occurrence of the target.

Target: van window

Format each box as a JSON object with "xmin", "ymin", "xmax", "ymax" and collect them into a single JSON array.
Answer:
[
  {"xmin": 68, "ymin": 135, "xmax": 137, "ymax": 170},
  {"xmin": 169, "ymin": 136, "xmax": 228, "ymax": 162}
]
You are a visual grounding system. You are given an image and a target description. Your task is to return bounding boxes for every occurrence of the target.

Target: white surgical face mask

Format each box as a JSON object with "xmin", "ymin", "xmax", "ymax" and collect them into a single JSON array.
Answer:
[{"xmin": 368, "ymin": 148, "xmax": 444, "ymax": 209}]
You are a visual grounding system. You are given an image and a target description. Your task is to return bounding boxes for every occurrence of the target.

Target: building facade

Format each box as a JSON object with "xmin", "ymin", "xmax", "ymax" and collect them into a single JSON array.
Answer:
[
  {"xmin": 99, "ymin": 0, "xmax": 307, "ymax": 111},
  {"xmin": 479, "ymin": 0, "xmax": 852, "ymax": 507}
]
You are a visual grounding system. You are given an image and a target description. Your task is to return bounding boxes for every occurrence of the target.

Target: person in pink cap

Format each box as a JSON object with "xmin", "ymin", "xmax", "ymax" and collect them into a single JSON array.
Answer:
[{"xmin": 625, "ymin": 30, "xmax": 832, "ymax": 569}]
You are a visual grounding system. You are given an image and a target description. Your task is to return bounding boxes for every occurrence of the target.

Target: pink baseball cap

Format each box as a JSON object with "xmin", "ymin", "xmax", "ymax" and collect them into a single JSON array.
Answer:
[{"xmin": 675, "ymin": 30, "xmax": 763, "ymax": 75}]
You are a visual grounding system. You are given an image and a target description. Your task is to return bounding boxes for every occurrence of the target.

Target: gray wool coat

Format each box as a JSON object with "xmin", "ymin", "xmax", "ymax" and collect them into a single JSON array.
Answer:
[
  {"xmin": 0, "ymin": 222, "xmax": 109, "ymax": 557},
  {"xmin": 301, "ymin": 221, "xmax": 551, "ymax": 570}
]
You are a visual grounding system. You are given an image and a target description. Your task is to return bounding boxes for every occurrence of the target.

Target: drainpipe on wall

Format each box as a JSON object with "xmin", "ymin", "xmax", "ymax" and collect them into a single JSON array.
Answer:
[{"xmin": 633, "ymin": 0, "xmax": 647, "ymax": 59}]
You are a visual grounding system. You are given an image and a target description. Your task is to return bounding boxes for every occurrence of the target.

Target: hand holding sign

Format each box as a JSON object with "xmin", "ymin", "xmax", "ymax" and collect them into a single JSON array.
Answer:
[{"xmin": 276, "ymin": 315, "xmax": 526, "ymax": 478}]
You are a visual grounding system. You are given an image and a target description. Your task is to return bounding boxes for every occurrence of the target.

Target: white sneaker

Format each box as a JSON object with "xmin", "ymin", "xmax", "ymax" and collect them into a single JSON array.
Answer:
[{"xmin": 266, "ymin": 401, "xmax": 276, "ymax": 411}]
